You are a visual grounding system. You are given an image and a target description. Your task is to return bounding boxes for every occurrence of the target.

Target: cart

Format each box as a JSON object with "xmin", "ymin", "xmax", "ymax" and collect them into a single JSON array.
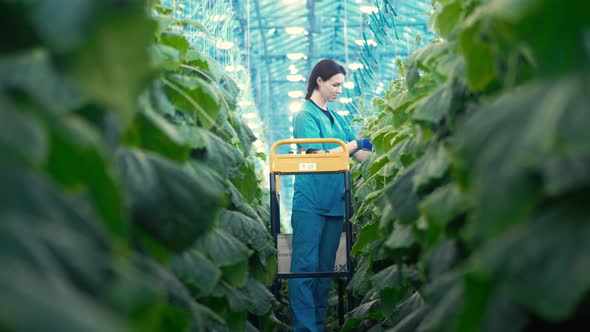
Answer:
[{"xmin": 269, "ymin": 138, "xmax": 354, "ymax": 327}]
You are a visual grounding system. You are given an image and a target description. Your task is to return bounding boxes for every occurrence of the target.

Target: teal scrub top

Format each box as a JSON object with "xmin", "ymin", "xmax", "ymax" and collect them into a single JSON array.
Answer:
[{"xmin": 292, "ymin": 99, "xmax": 356, "ymax": 216}]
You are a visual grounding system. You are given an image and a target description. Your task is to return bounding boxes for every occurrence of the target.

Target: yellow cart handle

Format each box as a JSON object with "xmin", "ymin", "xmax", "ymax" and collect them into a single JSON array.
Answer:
[
  {"xmin": 269, "ymin": 138, "xmax": 349, "ymax": 173},
  {"xmin": 270, "ymin": 138, "xmax": 349, "ymax": 156}
]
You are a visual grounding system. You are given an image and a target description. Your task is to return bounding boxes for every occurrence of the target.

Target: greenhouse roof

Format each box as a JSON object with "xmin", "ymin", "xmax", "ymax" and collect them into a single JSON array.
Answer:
[
  {"xmin": 230, "ymin": 0, "xmax": 436, "ymax": 148},
  {"xmin": 170, "ymin": 0, "xmax": 436, "ymax": 150}
]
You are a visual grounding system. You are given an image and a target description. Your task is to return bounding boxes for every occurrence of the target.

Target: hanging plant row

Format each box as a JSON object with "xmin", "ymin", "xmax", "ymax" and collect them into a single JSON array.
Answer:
[
  {"xmin": 0, "ymin": 1, "xmax": 278, "ymax": 331},
  {"xmin": 346, "ymin": 0, "xmax": 590, "ymax": 331}
]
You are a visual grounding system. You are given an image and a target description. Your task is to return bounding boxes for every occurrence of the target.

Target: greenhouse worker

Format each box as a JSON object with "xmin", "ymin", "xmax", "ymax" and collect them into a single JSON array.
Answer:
[{"xmin": 289, "ymin": 58, "xmax": 372, "ymax": 332}]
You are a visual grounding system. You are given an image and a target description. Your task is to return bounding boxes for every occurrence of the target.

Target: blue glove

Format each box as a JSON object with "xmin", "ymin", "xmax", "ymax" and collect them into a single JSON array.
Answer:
[{"xmin": 355, "ymin": 138, "xmax": 373, "ymax": 151}]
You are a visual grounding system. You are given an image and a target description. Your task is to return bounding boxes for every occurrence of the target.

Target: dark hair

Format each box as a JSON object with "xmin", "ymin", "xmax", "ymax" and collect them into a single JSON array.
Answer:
[{"xmin": 305, "ymin": 59, "xmax": 346, "ymax": 100}]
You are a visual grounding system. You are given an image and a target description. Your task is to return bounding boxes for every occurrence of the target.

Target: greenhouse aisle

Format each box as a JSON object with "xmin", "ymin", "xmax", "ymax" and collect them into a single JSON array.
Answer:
[{"xmin": 1, "ymin": 0, "xmax": 589, "ymax": 331}]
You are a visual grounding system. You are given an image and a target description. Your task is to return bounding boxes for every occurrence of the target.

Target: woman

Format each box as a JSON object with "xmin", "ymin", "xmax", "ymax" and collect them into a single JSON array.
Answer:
[{"xmin": 289, "ymin": 59, "xmax": 372, "ymax": 332}]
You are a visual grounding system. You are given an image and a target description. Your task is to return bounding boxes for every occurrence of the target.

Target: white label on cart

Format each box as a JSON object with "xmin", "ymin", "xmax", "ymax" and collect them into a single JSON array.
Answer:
[{"xmin": 299, "ymin": 162, "xmax": 317, "ymax": 171}]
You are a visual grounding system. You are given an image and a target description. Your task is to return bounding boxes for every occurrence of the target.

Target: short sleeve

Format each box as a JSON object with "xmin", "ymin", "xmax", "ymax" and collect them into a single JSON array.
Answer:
[
  {"xmin": 344, "ymin": 124, "xmax": 356, "ymax": 142},
  {"xmin": 334, "ymin": 112, "xmax": 356, "ymax": 142},
  {"xmin": 293, "ymin": 111, "xmax": 323, "ymax": 150}
]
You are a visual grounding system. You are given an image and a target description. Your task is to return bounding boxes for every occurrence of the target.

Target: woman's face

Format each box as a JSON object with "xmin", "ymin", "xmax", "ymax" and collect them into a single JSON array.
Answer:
[{"xmin": 317, "ymin": 73, "xmax": 344, "ymax": 102}]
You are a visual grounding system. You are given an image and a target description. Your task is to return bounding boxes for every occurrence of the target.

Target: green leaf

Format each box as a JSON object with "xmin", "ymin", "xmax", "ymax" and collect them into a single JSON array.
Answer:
[
  {"xmin": 491, "ymin": 0, "xmax": 590, "ymax": 77},
  {"xmin": 229, "ymin": 111, "xmax": 257, "ymax": 155},
  {"xmin": 371, "ymin": 265, "xmax": 412, "ymax": 300},
  {"xmin": 229, "ymin": 161, "xmax": 260, "ymax": 205},
  {"xmin": 417, "ymin": 279, "xmax": 463, "ymax": 332},
  {"xmin": 348, "ymin": 257, "xmax": 374, "ymax": 297},
  {"xmin": 384, "ymin": 166, "xmax": 420, "ymax": 225},
  {"xmin": 193, "ymin": 228, "xmax": 252, "ymax": 267},
  {"xmin": 0, "ymin": 254, "xmax": 125, "ymax": 332},
  {"xmin": 179, "ymin": 126, "xmax": 244, "ymax": 174},
  {"xmin": 542, "ymin": 152, "xmax": 590, "ymax": 196},
  {"xmin": 389, "ymin": 306, "xmax": 428, "ymax": 332},
  {"xmin": 412, "ymin": 145, "xmax": 451, "ymax": 193},
  {"xmin": 171, "ymin": 249, "xmax": 221, "ymax": 298},
  {"xmin": 0, "ymin": 50, "xmax": 85, "ymax": 113},
  {"xmin": 0, "ymin": 167, "xmax": 130, "ymax": 332},
  {"xmin": 221, "ymin": 260, "xmax": 249, "ymax": 288},
  {"xmin": 218, "ymin": 209, "xmax": 272, "ymax": 254},
  {"xmin": 553, "ymin": 76, "xmax": 590, "ymax": 153},
  {"xmin": 352, "ymin": 221, "xmax": 381, "ymax": 255},
  {"xmin": 470, "ymin": 205, "xmax": 590, "ymax": 320},
  {"xmin": 432, "ymin": 0, "xmax": 462, "ymax": 38},
  {"xmin": 190, "ymin": 301, "xmax": 227, "ymax": 332},
  {"xmin": 44, "ymin": 114, "xmax": 127, "ymax": 239},
  {"xmin": 151, "ymin": 44, "xmax": 182, "ymax": 71},
  {"xmin": 455, "ymin": 276, "xmax": 528, "ymax": 332},
  {"xmin": 225, "ymin": 183, "xmax": 260, "ymax": 221},
  {"xmin": 213, "ymin": 281, "xmax": 249, "ymax": 313},
  {"xmin": 241, "ymin": 278, "xmax": 275, "ymax": 316},
  {"xmin": 165, "ymin": 74, "xmax": 221, "ymax": 129},
  {"xmin": 149, "ymin": 81, "xmax": 176, "ymax": 116},
  {"xmin": 423, "ymin": 239, "xmax": 459, "ymax": 278},
  {"xmin": 159, "ymin": 33, "xmax": 190, "ymax": 58},
  {"xmin": 419, "ymin": 184, "xmax": 469, "ymax": 226},
  {"xmin": 385, "ymin": 292, "xmax": 425, "ymax": 328},
  {"xmin": 29, "ymin": 0, "xmax": 94, "ymax": 52},
  {"xmin": 412, "ymin": 83, "xmax": 453, "ymax": 124},
  {"xmin": 384, "ymin": 223, "xmax": 415, "ymax": 250},
  {"xmin": 350, "ymin": 299, "xmax": 383, "ymax": 321},
  {"xmin": 116, "ymin": 148, "xmax": 225, "ymax": 251},
  {"xmin": 71, "ymin": 9, "xmax": 155, "ymax": 124},
  {"xmin": 0, "ymin": 100, "xmax": 47, "ymax": 166},
  {"xmin": 454, "ymin": 82, "xmax": 548, "ymax": 241},
  {"xmin": 125, "ymin": 108, "xmax": 190, "ymax": 163},
  {"xmin": 457, "ymin": 18, "xmax": 496, "ymax": 91}
]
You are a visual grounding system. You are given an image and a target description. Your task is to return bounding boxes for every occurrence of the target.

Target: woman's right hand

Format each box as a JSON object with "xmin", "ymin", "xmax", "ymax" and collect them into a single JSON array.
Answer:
[{"xmin": 355, "ymin": 138, "xmax": 373, "ymax": 151}]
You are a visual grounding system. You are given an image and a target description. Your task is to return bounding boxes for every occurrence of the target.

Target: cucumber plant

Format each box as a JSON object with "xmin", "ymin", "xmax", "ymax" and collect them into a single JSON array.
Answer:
[
  {"xmin": 0, "ymin": 1, "xmax": 277, "ymax": 331},
  {"xmin": 346, "ymin": 0, "xmax": 590, "ymax": 331}
]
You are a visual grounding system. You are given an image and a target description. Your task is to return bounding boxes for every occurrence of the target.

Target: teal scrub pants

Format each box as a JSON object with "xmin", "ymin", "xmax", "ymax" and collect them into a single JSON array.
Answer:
[{"xmin": 289, "ymin": 211, "xmax": 344, "ymax": 332}]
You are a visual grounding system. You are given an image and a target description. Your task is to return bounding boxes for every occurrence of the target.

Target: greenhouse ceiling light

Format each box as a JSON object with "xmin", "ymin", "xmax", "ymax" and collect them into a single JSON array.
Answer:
[
  {"xmin": 212, "ymin": 15, "xmax": 227, "ymax": 22},
  {"xmin": 343, "ymin": 82, "xmax": 355, "ymax": 89},
  {"xmin": 338, "ymin": 97, "xmax": 353, "ymax": 104},
  {"xmin": 238, "ymin": 100, "xmax": 252, "ymax": 108},
  {"xmin": 286, "ymin": 53, "xmax": 306, "ymax": 60},
  {"xmin": 287, "ymin": 74, "xmax": 305, "ymax": 82},
  {"xmin": 217, "ymin": 40, "xmax": 234, "ymax": 50},
  {"xmin": 285, "ymin": 27, "xmax": 306, "ymax": 35},
  {"xmin": 225, "ymin": 65, "xmax": 235, "ymax": 72},
  {"xmin": 289, "ymin": 102, "xmax": 303, "ymax": 113},
  {"xmin": 347, "ymin": 63, "xmax": 364, "ymax": 71},
  {"xmin": 243, "ymin": 112, "xmax": 257, "ymax": 119},
  {"xmin": 360, "ymin": 5, "xmax": 379, "ymax": 14},
  {"xmin": 354, "ymin": 39, "xmax": 378, "ymax": 47},
  {"xmin": 288, "ymin": 90, "xmax": 305, "ymax": 98},
  {"xmin": 337, "ymin": 110, "xmax": 350, "ymax": 116}
]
